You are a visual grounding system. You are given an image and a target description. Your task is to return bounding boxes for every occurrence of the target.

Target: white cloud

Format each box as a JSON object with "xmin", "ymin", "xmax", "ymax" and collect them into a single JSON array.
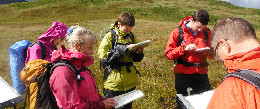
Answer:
[{"xmin": 222, "ymin": 0, "xmax": 260, "ymax": 9}]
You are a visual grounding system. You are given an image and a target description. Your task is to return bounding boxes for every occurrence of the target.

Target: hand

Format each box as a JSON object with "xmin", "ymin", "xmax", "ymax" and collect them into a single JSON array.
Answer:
[
  {"xmin": 102, "ymin": 98, "xmax": 117, "ymax": 109},
  {"xmin": 207, "ymin": 47, "xmax": 215, "ymax": 57},
  {"xmin": 136, "ymin": 47, "xmax": 144, "ymax": 54},
  {"xmin": 127, "ymin": 44, "xmax": 136, "ymax": 50},
  {"xmin": 185, "ymin": 44, "xmax": 197, "ymax": 51}
]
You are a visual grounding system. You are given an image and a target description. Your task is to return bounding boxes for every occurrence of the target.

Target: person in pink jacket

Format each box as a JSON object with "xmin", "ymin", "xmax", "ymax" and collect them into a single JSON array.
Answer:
[
  {"xmin": 49, "ymin": 25, "xmax": 117, "ymax": 109},
  {"xmin": 25, "ymin": 21, "xmax": 67, "ymax": 64}
]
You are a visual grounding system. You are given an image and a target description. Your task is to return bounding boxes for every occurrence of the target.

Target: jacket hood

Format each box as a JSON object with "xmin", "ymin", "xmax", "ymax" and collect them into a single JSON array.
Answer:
[
  {"xmin": 179, "ymin": 16, "xmax": 192, "ymax": 26},
  {"xmin": 37, "ymin": 22, "xmax": 68, "ymax": 46},
  {"xmin": 51, "ymin": 45, "xmax": 94, "ymax": 67},
  {"xmin": 224, "ymin": 46, "xmax": 260, "ymax": 73}
]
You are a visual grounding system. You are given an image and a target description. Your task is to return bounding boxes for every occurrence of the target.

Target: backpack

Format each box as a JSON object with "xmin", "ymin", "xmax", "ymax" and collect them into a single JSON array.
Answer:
[
  {"xmin": 9, "ymin": 40, "xmax": 46, "ymax": 95},
  {"xmin": 99, "ymin": 27, "xmax": 134, "ymax": 69},
  {"xmin": 21, "ymin": 59, "xmax": 86, "ymax": 109},
  {"xmin": 223, "ymin": 69, "xmax": 260, "ymax": 91}
]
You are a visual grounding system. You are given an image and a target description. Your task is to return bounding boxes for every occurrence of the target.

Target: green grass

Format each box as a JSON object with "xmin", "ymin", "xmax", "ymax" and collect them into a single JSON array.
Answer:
[{"xmin": 0, "ymin": 0, "xmax": 259, "ymax": 108}]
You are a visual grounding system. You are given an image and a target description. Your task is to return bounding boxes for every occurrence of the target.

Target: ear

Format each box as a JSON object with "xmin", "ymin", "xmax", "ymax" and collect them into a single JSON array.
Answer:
[
  {"xmin": 219, "ymin": 39, "xmax": 231, "ymax": 54},
  {"xmin": 117, "ymin": 22, "xmax": 121, "ymax": 28},
  {"xmin": 73, "ymin": 43, "xmax": 80, "ymax": 51},
  {"xmin": 190, "ymin": 18, "xmax": 194, "ymax": 22}
]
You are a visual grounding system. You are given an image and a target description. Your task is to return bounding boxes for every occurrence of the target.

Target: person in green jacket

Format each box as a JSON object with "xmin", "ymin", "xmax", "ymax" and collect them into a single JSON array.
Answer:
[{"xmin": 97, "ymin": 12, "xmax": 144, "ymax": 109}]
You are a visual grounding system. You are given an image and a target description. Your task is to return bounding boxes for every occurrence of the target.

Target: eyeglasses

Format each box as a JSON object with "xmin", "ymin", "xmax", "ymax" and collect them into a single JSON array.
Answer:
[
  {"xmin": 213, "ymin": 42, "xmax": 220, "ymax": 57},
  {"xmin": 213, "ymin": 38, "xmax": 228, "ymax": 57}
]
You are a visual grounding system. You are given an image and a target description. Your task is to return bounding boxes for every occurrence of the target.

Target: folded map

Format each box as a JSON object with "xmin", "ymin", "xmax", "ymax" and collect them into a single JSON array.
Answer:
[
  {"xmin": 129, "ymin": 40, "xmax": 152, "ymax": 51},
  {"xmin": 113, "ymin": 90, "xmax": 144, "ymax": 108},
  {"xmin": 195, "ymin": 47, "xmax": 211, "ymax": 52}
]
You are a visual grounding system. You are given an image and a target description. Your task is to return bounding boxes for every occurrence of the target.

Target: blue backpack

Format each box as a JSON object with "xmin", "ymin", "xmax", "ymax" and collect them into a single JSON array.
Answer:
[{"xmin": 9, "ymin": 40, "xmax": 46, "ymax": 95}]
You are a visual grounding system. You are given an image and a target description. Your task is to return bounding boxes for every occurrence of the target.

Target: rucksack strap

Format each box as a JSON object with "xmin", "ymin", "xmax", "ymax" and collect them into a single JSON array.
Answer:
[
  {"xmin": 177, "ymin": 26, "xmax": 183, "ymax": 46},
  {"xmin": 27, "ymin": 41, "xmax": 47, "ymax": 59},
  {"xmin": 51, "ymin": 60, "xmax": 85, "ymax": 84},
  {"xmin": 223, "ymin": 69, "xmax": 260, "ymax": 90},
  {"xmin": 203, "ymin": 28, "xmax": 210, "ymax": 46},
  {"xmin": 177, "ymin": 26, "xmax": 209, "ymax": 47},
  {"xmin": 111, "ymin": 30, "xmax": 135, "ymax": 49}
]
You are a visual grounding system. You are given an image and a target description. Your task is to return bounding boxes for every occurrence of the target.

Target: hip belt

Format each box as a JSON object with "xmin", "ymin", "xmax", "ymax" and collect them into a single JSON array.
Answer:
[{"xmin": 177, "ymin": 59, "xmax": 209, "ymax": 67}]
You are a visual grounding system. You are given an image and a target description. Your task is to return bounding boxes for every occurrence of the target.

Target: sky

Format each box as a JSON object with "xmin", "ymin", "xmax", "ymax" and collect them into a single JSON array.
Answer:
[{"xmin": 222, "ymin": 0, "xmax": 260, "ymax": 9}]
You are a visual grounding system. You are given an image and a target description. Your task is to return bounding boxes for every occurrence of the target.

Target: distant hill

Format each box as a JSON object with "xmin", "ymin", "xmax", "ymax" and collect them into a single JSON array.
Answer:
[{"xmin": 0, "ymin": 0, "xmax": 26, "ymax": 4}]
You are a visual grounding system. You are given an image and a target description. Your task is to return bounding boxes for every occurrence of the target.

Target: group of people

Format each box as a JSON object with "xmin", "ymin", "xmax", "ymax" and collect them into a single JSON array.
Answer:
[{"xmin": 24, "ymin": 9, "xmax": 260, "ymax": 109}]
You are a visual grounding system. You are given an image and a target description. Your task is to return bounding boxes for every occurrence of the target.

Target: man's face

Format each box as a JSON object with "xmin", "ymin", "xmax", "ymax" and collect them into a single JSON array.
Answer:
[
  {"xmin": 118, "ymin": 23, "xmax": 134, "ymax": 34},
  {"xmin": 190, "ymin": 21, "xmax": 207, "ymax": 33}
]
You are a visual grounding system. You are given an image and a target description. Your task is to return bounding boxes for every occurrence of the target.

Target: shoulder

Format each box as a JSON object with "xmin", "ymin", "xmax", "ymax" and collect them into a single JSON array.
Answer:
[
  {"xmin": 52, "ymin": 65, "xmax": 76, "ymax": 79},
  {"xmin": 209, "ymin": 77, "xmax": 258, "ymax": 108},
  {"xmin": 103, "ymin": 32, "xmax": 114, "ymax": 41},
  {"xmin": 214, "ymin": 76, "xmax": 257, "ymax": 98},
  {"xmin": 28, "ymin": 43, "xmax": 43, "ymax": 51}
]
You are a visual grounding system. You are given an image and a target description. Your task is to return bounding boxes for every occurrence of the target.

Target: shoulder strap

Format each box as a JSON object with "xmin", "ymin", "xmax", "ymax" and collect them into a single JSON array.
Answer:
[
  {"xmin": 224, "ymin": 69, "xmax": 260, "ymax": 91},
  {"xmin": 130, "ymin": 31, "xmax": 135, "ymax": 44},
  {"xmin": 28, "ymin": 41, "xmax": 47, "ymax": 59},
  {"xmin": 110, "ymin": 30, "xmax": 117, "ymax": 49},
  {"xmin": 177, "ymin": 26, "xmax": 183, "ymax": 46},
  {"xmin": 111, "ymin": 30, "xmax": 135, "ymax": 49},
  {"xmin": 51, "ymin": 60, "xmax": 85, "ymax": 84},
  {"xmin": 203, "ymin": 28, "xmax": 210, "ymax": 46}
]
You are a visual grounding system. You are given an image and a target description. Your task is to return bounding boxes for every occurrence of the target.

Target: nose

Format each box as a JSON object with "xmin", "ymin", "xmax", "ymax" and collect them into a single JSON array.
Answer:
[
  {"xmin": 90, "ymin": 50, "xmax": 94, "ymax": 55},
  {"xmin": 198, "ymin": 28, "xmax": 202, "ymax": 32}
]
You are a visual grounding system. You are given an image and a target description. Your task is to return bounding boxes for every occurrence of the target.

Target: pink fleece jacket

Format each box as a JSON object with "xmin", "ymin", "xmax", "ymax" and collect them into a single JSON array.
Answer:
[
  {"xmin": 25, "ymin": 22, "xmax": 67, "ymax": 64},
  {"xmin": 49, "ymin": 45, "xmax": 105, "ymax": 109}
]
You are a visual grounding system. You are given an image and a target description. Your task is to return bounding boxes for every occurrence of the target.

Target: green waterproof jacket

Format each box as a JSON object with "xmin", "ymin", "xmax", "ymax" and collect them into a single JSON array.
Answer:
[{"xmin": 97, "ymin": 22, "xmax": 144, "ymax": 91}]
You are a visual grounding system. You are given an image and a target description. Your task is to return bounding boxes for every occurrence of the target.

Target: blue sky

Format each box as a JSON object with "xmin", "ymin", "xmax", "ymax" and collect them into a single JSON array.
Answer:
[{"xmin": 222, "ymin": 0, "xmax": 260, "ymax": 9}]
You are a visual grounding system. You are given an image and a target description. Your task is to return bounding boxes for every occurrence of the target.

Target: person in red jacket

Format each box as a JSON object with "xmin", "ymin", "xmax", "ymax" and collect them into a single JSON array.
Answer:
[
  {"xmin": 49, "ymin": 25, "xmax": 117, "ymax": 109},
  {"xmin": 207, "ymin": 17, "xmax": 260, "ymax": 109},
  {"xmin": 164, "ymin": 9, "xmax": 213, "ymax": 108}
]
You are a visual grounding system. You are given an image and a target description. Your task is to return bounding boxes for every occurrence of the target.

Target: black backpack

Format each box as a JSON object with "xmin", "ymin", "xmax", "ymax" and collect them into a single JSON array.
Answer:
[
  {"xmin": 224, "ymin": 69, "xmax": 260, "ymax": 91},
  {"xmin": 24, "ymin": 60, "xmax": 86, "ymax": 109}
]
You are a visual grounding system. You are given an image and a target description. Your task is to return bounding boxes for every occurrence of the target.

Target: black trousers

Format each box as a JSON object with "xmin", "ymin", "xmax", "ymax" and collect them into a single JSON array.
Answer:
[
  {"xmin": 104, "ymin": 87, "xmax": 136, "ymax": 109},
  {"xmin": 175, "ymin": 73, "xmax": 212, "ymax": 109}
]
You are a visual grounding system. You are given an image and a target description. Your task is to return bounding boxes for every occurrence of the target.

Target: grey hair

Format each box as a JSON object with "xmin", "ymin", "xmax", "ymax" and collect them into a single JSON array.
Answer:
[{"xmin": 65, "ymin": 26, "xmax": 97, "ymax": 49}]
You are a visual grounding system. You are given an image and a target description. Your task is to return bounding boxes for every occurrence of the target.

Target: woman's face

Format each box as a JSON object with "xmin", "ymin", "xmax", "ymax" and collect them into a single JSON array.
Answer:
[
  {"xmin": 52, "ymin": 37, "xmax": 64, "ymax": 46},
  {"xmin": 79, "ymin": 38, "xmax": 96, "ymax": 56}
]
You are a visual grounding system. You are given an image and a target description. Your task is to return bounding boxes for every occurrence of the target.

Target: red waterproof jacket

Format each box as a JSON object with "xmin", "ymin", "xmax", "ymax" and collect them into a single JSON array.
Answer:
[
  {"xmin": 207, "ymin": 46, "xmax": 260, "ymax": 109},
  {"xmin": 164, "ymin": 17, "xmax": 212, "ymax": 74},
  {"xmin": 49, "ymin": 46, "xmax": 105, "ymax": 109}
]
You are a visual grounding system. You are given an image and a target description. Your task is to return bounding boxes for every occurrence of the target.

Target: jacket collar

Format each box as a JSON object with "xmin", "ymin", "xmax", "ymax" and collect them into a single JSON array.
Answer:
[
  {"xmin": 51, "ymin": 45, "xmax": 94, "ymax": 67},
  {"xmin": 224, "ymin": 46, "xmax": 260, "ymax": 73}
]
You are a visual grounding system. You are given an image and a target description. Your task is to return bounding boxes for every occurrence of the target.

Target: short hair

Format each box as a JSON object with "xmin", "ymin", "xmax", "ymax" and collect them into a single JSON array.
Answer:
[
  {"xmin": 211, "ymin": 17, "xmax": 257, "ymax": 48},
  {"xmin": 192, "ymin": 9, "xmax": 209, "ymax": 25},
  {"xmin": 118, "ymin": 12, "xmax": 135, "ymax": 27},
  {"xmin": 66, "ymin": 25, "xmax": 97, "ymax": 49}
]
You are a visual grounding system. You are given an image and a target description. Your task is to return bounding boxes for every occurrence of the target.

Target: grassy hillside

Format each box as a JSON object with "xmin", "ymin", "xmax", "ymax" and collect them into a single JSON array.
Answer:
[{"xmin": 0, "ymin": 0, "xmax": 259, "ymax": 108}]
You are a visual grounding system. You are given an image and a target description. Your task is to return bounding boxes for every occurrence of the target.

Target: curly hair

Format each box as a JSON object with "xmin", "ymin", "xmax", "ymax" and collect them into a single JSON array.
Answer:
[
  {"xmin": 118, "ymin": 12, "xmax": 135, "ymax": 27},
  {"xmin": 65, "ymin": 25, "xmax": 97, "ymax": 50}
]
